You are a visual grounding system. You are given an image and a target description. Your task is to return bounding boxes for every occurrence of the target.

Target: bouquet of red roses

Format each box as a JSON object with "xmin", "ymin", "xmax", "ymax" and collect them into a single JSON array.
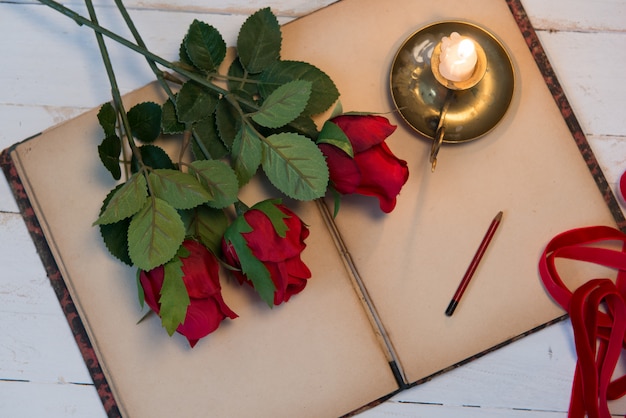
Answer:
[{"xmin": 49, "ymin": 3, "xmax": 409, "ymax": 347}]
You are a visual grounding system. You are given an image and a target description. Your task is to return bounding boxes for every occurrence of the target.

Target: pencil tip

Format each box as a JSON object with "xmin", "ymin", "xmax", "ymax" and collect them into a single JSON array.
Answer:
[
  {"xmin": 495, "ymin": 211, "xmax": 503, "ymax": 221},
  {"xmin": 445, "ymin": 300, "xmax": 458, "ymax": 316}
]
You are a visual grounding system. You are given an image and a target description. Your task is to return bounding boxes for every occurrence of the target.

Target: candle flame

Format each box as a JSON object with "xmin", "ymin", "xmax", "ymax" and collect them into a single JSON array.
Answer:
[
  {"xmin": 438, "ymin": 32, "xmax": 479, "ymax": 82},
  {"xmin": 458, "ymin": 39, "xmax": 475, "ymax": 59}
]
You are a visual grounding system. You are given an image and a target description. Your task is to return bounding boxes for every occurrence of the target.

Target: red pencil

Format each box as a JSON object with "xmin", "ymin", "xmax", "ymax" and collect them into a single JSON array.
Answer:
[{"xmin": 445, "ymin": 211, "xmax": 503, "ymax": 316}]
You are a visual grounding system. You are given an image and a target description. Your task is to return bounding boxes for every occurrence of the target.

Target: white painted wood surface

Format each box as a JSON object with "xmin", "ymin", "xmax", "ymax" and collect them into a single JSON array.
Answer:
[{"xmin": 0, "ymin": 0, "xmax": 625, "ymax": 416}]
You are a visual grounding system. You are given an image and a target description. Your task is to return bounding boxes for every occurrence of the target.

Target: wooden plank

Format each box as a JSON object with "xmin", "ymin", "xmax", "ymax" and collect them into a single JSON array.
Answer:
[
  {"xmin": 0, "ymin": 213, "xmax": 60, "ymax": 314},
  {"xmin": 0, "ymin": 310, "xmax": 94, "ymax": 383},
  {"xmin": 0, "ymin": 4, "xmax": 269, "ymax": 109},
  {"xmin": 523, "ymin": 0, "xmax": 626, "ymax": 32},
  {"xmin": 2, "ymin": 0, "xmax": 338, "ymax": 16},
  {"xmin": 0, "ymin": 380, "xmax": 105, "ymax": 418},
  {"xmin": 358, "ymin": 402, "xmax": 567, "ymax": 417},
  {"xmin": 588, "ymin": 134, "xmax": 626, "ymax": 191},
  {"xmin": 535, "ymin": 30, "xmax": 626, "ymax": 136},
  {"xmin": 0, "ymin": 214, "xmax": 93, "ymax": 384},
  {"xmin": 7, "ymin": 0, "xmax": 625, "ymax": 30},
  {"xmin": 0, "ymin": 177, "xmax": 19, "ymax": 213},
  {"xmin": 5, "ymin": 0, "xmax": 624, "ymax": 30}
]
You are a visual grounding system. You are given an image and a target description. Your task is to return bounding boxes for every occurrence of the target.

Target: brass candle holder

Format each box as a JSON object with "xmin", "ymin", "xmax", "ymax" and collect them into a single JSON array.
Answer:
[{"xmin": 390, "ymin": 21, "xmax": 515, "ymax": 171}]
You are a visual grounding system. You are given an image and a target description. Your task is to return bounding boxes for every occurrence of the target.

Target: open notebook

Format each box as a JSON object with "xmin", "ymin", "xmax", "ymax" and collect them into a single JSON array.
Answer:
[{"xmin": 2, "ymin": 0, "xmax": 624, "ymax": 416}]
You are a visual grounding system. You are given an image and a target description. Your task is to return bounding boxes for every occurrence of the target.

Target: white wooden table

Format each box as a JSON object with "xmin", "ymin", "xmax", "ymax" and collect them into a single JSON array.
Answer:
[{"xmin": 1, "ymin": 0, "xmax": 625, "ymax": 416}]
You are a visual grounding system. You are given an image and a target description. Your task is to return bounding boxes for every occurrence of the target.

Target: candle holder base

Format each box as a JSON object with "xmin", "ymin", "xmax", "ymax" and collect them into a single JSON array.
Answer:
[{"xmin": 390, "ymin": 21, "xmax": 515, "ymax": 169}]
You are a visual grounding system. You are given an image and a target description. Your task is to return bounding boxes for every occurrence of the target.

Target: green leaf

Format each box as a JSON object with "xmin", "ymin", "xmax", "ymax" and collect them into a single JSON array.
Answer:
[
  {"xmin": 161, "ymin": 97, "xmax": 185, "ymax": 134},
  {"xmin": 341, "ymin": 110, "xmax": 376, "ymax": 116},
  {"xmin": 159, "ymin": 257, "xmax": 191, "ymax": 337},
  {"xmin": 127, "ymin": 197, "xmax": 185, "ymax": 270},
  {"xmin": 177, "ymin": 244, "xmax": 191, "ymax": 259},
  {"xmin": 178, "ymin": 35, "xmax": 194, "ymax": 67},
  {"xmin": 136, "ymin": 269, "xmax": 145, "ymax": 308},
  {"xmin": 227, "ymin": 59, "xmax": 260, "ymax": 101},
  {"xmin": 215, "ymin": 98, "xmax": 241, "ymax": 150},
  {"xmin": 262, "ymin": 133, "xmax": 329, "ymax": 200},
  {"xmin": 329, "ymin": 101, "xmax": 344, "ymax": 119},
  {"xmin": 148, "ymin": 169, "xmax": 212, "ymax": 210},
  {"xmin": 237, "ymin": 7, "xmax": 281, "ymax": 73},
  {"xmin": 159, "ymin": 255, "xmax": 190, "ymax": 336},
  {"xmin": 95, "ymin": 173, "xmax": 148, "ymax": 225},
  {"xmin": 251, "ymin": 199, "xmax": 289, "ymax": 238},
  {"xmin": 252, "ymin": 80, "xmax": 311, "ymax": 128},
  {"xmin": 317, "ymin": 120, "xmax": 354, "ymax": 157},
  {"xmin": 131, "ymin": 145, "xmax": 176, "ymax": 174},
  {"xmin": 100, "ymin": 219, "xmax": 132, "ymax": 265},
  {"xmin": 259, "ymin": 60, "xmax": 339, "ymax": 115},
  {"xmin": 97, "ymin": 102, "xmax": 117, "ymax": 137},
  {"xmin": 188, "ymin": 160, "xmax": 239, "ymax": 209},
  {"xmin": 127, "ymin": 102, "xmax": 162, "ymax": 143},
  {"xmin": 191, "ymin": 116, "xmax": 228, "ymax": 160},
  {"xmin": 98, "ymin": 184, "xmax": 132, "ymax": 265},
  {"xmin": 183, "ymin": 205, "xmax": 229, "ymax": 254},
  {"xmin": 183, "ymin": 19, "xmax": 226, "ymax": 72},
  {"xmin": 232, "ymin": 124, "xmax": 263, "ymax": 186},
  {"xmin": 224, "ymin": 216, "xmax": 275, "ymax": 306},
  {"xmin": 98, "ymin": 135, "xmax": 122, "ymax": 180},
  {"xmin": 176, "ymin": 81, "xmax": 219, "ymax": 124},
  {"xmin": 331, "ymin": 187, "xmax": 342, "ymax": 218},
  {"xmin": 280, "ymin": 114, "xmax": 320, "ymax": 139}
]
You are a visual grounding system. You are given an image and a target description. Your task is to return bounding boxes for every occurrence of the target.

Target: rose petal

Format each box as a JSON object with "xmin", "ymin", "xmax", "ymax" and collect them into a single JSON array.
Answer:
[
  {"xmin": 179, "ymin": 240, "xmax": 221, "ymax": 299},
  {"xmin": 139, "ymin": 266, "xmax": 164, "ymax": 314},
  {"xmin": 177, "ymin": 296, "xmax": 237, "ymax": 347},
  {"xmin": 243, "ymin": 206, "xmax": 307, "ymax": 262},
  {"xmin": 331, "ymin": 114, "xmax": 397, "ymax": 153},
  {"xmin": 283, "ymin": 257, "xmax": 311, "ymax": 302},
  {"xmin": 263, "ymin": 262, "xmax": 289, "ymax": 305},
  {"xmin": 263, "ymin": 257, "xmax": 311, "ymax": 305},
  {"xmin": 319, "ymin": 143, "xmax": 361, "ymax": 194},
  {"xmin": 353, "ymin": 142, "xmax": 409, "ymax": 213}
]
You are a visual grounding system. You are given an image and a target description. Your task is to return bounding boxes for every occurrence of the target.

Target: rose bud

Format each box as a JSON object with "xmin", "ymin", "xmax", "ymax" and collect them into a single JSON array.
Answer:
[
  {"xmin": 139, "ymin": 239, "xmax": 237, "ymax": 347},
  {"xmin": 222, "ymin": 200, "xmax": 311, "ymax": 306},
  {"xmin": 319, "ymin": 114, "xmax": 409, "ymax": 213}
]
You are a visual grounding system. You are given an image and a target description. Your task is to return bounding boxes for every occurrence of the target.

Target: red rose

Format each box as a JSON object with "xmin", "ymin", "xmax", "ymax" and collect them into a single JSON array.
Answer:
[
  {"xmin": 222, "ymin": 202, "xmax": 311, "ymax": 305},
  {"xmin": 319, "ymin": 114, "xmax": 409, "ymax": 213},
  {"xmin": 139, "ymin": 239, "xmax": 237, "ymax": 347}
]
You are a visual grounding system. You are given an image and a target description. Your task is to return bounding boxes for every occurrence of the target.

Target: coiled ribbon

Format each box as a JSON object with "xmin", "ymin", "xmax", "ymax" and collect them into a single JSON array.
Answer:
[{"xmin": 540, "ymin": 225, "xmax": 626, "ymax": 418}]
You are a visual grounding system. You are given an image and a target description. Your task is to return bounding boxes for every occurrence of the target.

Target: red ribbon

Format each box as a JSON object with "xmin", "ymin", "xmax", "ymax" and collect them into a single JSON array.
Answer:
[{"xmin": 539, "ymin": 225, "xmax": 626, "ymax": 418}]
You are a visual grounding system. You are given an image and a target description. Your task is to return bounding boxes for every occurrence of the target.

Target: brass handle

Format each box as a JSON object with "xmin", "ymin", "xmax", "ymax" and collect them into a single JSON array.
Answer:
[
  {"xmin": 430, "ymin": 91, "xmax": 452, "ymax": 172},
  {"xmin": 430, "ymin": 125, "xmax": 445, "ymax": 172}
]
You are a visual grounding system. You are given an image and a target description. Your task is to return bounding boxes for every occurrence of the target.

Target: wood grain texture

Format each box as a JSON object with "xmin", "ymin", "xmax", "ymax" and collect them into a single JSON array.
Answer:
[{"xmin": 0, "ymin": 0, "xmax": 625, "ymax": 416}]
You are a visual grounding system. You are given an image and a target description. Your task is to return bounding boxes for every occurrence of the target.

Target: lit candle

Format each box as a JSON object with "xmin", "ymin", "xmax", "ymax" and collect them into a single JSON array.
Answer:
[{"xmin": 438, "ymin": 32, "xmax": 478, "ymax": 82}]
